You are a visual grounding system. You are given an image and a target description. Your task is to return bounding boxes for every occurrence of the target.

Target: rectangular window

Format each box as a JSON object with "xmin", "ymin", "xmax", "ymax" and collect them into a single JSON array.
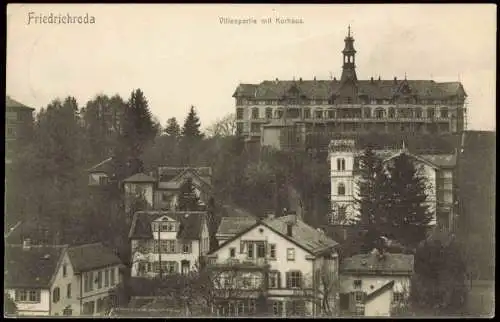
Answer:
[
  {"xmin": 236, "ymin": 108, "xmax": 244, "ymax": 120},
  {"xmin": 251, "ymin": 108, "xmax": 259, "ymax": 119},
  {"xmin": 182, "ymin": 242, "xmax": 191, "ymax": 254},
  {"xmin": 166, "ymin": 261, "xmax": 178, "ymax": 274},
  {"xmin": 63, "ymin": 264, "xmax": 67, "ymax": 277},
  {"xmin": 97, "ymin": 271, "xmax": 103, "ymax": 289},
  {"xmin": 265, "ymin": 108, "xmax": 273, "ymax": 119},
  {"xmin": 247, "ymin": 243, "xmax": 254, "ymax": 258},
  {"xmin": 303, "ymin": 108, "xmax": 311, "ymax": 119},
  {"xmin": 287, "ymin": 248, "xmax": 295, "ymax": 261},
  {"xmin": 67, "ymin": 283, "xmax": 72, "ymax": 299},
  {"xmin": 104, "ymin": 270, "xmax": 110, "ymax": 287},
  {"xmin": 393, "ymin": 292, "xmax": 405, "ymax": 303},
  {"xmin": 287, "ymin": 271, "xmax": 302, "ymax": 288},
  {"xmin": 256, "ymin": 243, "xmax": 266, "ymax": 258},
  {"xmin": 353, "ymin": 279, "xmax": 362, "ymax": 289},
  {"xmin": 327, "ymin": 109, "xmax": 335, "ymax": 119},
  {"xmin": 315, "ymin": 110, "xmax": 323, "ymax": 119},
  {"xmin": 272, "ymin": 301, "xmax": 283, "ymax": 316},
  {"xmin": 269, "ymin": 244, "xmax": 276, "ymax": 259},
  {"xmin": 15, "ymin": 290, "xmax": 27, "ymax": 302},
  {"xmin": 269, "ymin": 271, "xmax": 280, "ymax": 288},
  {"xmin": 250, "ymin": 123, "xmax": 261, "ymax": 133},
  {"xmin": 110, "ymin": 268, "xmax": 116, "ymax": 286},
  {"xmin": 229, "ymin": 247, "xmax": 236, "ymax": 258},
  {"xmin": 354, "ymin": 291, "xmax": 364, "ymax": 302}
]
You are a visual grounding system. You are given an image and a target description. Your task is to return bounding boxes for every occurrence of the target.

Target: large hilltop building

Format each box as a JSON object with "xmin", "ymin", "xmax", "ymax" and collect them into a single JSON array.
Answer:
[{"xmin": 232, "ymin": 27, "xmax": 468, "ymax": 150}]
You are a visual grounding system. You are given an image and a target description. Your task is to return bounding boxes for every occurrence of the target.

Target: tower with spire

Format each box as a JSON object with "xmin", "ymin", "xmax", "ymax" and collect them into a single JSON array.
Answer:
[{"xmin": 340, "ymin": 25, "xmax": 358, "ymax": 83}]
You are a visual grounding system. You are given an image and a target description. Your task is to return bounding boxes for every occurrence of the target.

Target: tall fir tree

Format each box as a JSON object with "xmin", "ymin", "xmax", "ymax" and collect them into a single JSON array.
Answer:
[
  {"xmin": 354, "ymin": 147, "xmax": 391, "ymax": 252},
  {"xmin": 180, "ymin": 105, "xmax": 203, "ymax": 165},
  {"xmin": 115, "ymin": 89, "xmax": 155, "ymax": 180},
  {"xmin": 385, "ymin": 153, "xmax": 433, "ymax": 248},
  {"xmin": 181, "ymin": 105, "xmax": 203, "ymax": 138},
  {"xmin": 165, "ymin": 117, "xmax": 181, "ymax": 137},
  {"xmin": 177, "ymin": 178, "xmax": 201, "ymax": 211}
]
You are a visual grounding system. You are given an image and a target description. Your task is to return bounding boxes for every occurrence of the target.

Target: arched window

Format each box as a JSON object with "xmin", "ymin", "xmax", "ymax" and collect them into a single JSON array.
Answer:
[
  {"xmin": 337, "ymin": 183, "xmax": 346, "ymax": 196},
  {"xmin": 336, "ymin": 158, "xmax": 346, "ymax": 171}
]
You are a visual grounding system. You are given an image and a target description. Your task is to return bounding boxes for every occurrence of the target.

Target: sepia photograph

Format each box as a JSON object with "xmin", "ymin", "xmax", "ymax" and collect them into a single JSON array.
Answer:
[{"xmin": 5, "ymin": 3, "xmax": 495, "ymax": 318}]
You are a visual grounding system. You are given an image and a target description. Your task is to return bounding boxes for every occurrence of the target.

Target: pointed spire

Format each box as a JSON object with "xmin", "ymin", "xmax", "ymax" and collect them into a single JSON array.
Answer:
[{"xmin": 348, "ymin": 24, "xmax": 351, "ymax": 37}]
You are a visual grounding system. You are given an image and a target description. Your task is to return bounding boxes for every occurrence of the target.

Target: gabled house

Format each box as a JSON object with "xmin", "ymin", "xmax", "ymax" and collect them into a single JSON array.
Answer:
[
  {"xmin": 207, "ymin": 214, "xmax": 340, "ymax": 317},
  {"xmin": 215, "ymin": 216, "xmax": 258, "ymax": 246},
  {"xmin": 122, "ymin": 166, "xmax": 213, "ymax": 212},
  {"xmin": 339, "ymin": 250, "xmax": 414, "ymax": 317},
  {"xmin": 87, "ymin": 157, "xmax": 115, "ymax": 186},
  {"xmin": 5, "ymin": 241, "xmax": 123, "ymax": 317},
  {"xmin": 128, "ymin": 211, "xmax": 211, "ymax": 278}
]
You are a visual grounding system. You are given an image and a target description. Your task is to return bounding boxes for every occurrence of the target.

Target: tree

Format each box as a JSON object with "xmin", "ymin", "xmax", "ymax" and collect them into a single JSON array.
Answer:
[
  {"xmin": 180, "ymin": 106, "xmax": 204, "ymax": 165},
  {"xmin": 410, "ymin": 231, "xmax": 468, "ymax": 316},
  {"xmin": 384, "ymin": 153, "xmax": 433, "ymax": 248},
  {"xmin": 177, "ymin": 178, "xmax": 201, "ymax": 211},
  {"xmin": 205, "ymin": 113, "xmax": 236, "ymax": 138},
  {"xmin": 182, "ymin": 105, "xmax": 203, "ymax": 139},
  {"xmin": 354, "ymin": 147, "xmax": 391, "ymax": 251},
  {"xmin": 165, "ymin": 117, "xmax": 181, "ymax": 137}
]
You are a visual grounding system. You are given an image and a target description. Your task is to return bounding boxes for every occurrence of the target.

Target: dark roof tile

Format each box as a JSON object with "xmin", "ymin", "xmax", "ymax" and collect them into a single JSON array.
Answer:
[
  {"xmin": 233, "ymin": 80, "xmax": 466, "ymax": 100},
  {"xmin": 5, "ymin": 244, "xmax": 66, "ymax": 288},
  {"xmin": 66, "ymin": 243, "xmax": 122, "ymax": 273},
  {"xmin": 123, "ymin": 173, "xmax": 156, "ymax": 183},
  {"xmin": 129, "ymin": 211, "xmax": 206, "ymax": 241},
  {"xmin": 341, "ymin": 252, "xmax": 414, "ymax": 275}
]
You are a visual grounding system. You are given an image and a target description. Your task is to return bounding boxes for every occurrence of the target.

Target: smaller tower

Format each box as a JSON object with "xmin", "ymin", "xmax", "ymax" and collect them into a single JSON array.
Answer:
[
  {"xmin": 328, "ymin": 139, "xmax": 357, "ymax": 225},
  {"xmin": 340, "ymin": 25, "xmax": 358, "ymax": 83}
]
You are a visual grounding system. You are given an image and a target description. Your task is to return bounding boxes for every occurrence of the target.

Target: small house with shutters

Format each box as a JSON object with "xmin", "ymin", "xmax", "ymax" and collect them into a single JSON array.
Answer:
[
  {"xmin": 5, "ymin": 240, "xmax": 123, "ymax": 317},
  {"xmin": 128, "ymin": 211, "xmax": 211, "ymax": 278},
  {"xmin": 339, "ymin": 250, "xmax": 414, "ymax": 316}
]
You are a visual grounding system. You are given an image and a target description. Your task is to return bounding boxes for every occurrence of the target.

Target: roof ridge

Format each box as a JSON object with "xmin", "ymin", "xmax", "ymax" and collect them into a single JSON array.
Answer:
[
  {"xmin": 87, "ymin": 157, "xmax": 113, "ymax": 171},
  {"xmin": 68, "ymin": 242, "xmax": 102, "ymax": 250}
]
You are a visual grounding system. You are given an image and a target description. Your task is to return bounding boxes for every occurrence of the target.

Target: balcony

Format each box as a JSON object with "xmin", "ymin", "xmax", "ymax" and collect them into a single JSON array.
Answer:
[{"xmin": 207, "ymin": 257, "xmax": 271, "ymax": 271}]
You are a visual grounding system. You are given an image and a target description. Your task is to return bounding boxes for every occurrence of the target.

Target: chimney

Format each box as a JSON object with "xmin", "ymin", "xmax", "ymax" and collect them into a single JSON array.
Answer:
[
  {"xmin": 265, "ymin": 212, "xmax": 275, "ymax": 220},
  {"xmin": 378, "ymin": 75, "xmax": 381, "ymax": 81},
  {"xmin": 287, "ymin": 223, "xmax": 293, "ymax": 237},
  {"xmin": 313, "ymin": 76, "xmax": 316, "ymax": 81},
  {"xmin": 370, "ymin": 76, "xmax": 374, "ymax": 83},
  {"xmin": 23, "ymin": 238, "xmax": 31, "ymax": 250},
  {"xmin": 299, "ymin": 77, "xmax": 303, "ymax": 82},
  {"xmin": 394, "ymin": 76, "xmax": 397, "ymax": 84}
]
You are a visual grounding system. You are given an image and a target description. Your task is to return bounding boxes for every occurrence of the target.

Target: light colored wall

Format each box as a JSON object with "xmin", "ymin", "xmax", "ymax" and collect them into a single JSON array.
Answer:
[
  {"xmin": 50, "ymin": 252, "xmax": 79, "ymax": 316},
  {"xmin": 261, "ymin": 127, "xmax": 282, "ymax": 149},
  {"xmin": 364, "ymin": 287, "xmax": 393, "ymax": 317},
  {"xmin": 88, "ymin": 172, "xmax": 108, "ymax": 186},
  {"xmin": 7, "ymin": 288, "xmax": 50, "ymax": 316},
  {"xmin": 340, "ymin": 274, "xmax": 411, "ymax": 297},
  {"xmin": 79, "ymin": 265, "xmax": 122, "ymax": 316}
]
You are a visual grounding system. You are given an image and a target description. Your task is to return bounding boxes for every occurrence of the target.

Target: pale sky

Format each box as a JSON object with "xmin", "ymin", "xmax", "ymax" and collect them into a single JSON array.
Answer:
[{"xmin": 6, "ymin": 4, "xmax": 496, "ymax": 131}]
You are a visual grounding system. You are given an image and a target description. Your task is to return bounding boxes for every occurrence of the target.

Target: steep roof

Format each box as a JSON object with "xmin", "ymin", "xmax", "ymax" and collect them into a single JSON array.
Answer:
[
  {"xmin": 87, "ymin": 157, "xmax": 114, "ymax": 173},
  {"xmin": 263, "ymin": 215, "xmax": 339, "ymax": 255},
  {"xmin": 341, "ymin": 252, "xmax": 414, "ymax": 276},
  {"xmin": 5, "ymin": 244, "xmax": 67, "ymax": 288},
  {"xmin": 233, "ymin": 79, "xmax": 466, "ymax": 100},
  {"xmin": 6, "ymin": 96, "xmax": 35, "ymax": 110},
  {"xmin": 123, "ymin": 173, "xmax": 156, "ymax": 183},
  {"xmin": 216, "ymin": 216, "xmax": 258, "ymax": 237},
  {"xmin": 66, "ymin": 243, "xmax": 122, "ymax": 273},
  {"xmin": 213, "ymin": 214, "xmax": 338, "ymax": 256},
  {"xmin": 128, "ymin": 211, "xmax": 206, "ymax": 241}
]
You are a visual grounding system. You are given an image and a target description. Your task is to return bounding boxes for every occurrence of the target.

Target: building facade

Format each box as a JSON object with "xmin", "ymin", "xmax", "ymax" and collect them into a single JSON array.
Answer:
[
  {"xmin": 121, "ymin": 167, "xmax": 213, "ymax": 212},
  {"xmin": 339, "ymin": 250, "xmax": 414, "ymax": 317},
  {"xmin": 328, "ymin": 138, "xmax": 456, "ymax": 231},
  {"xmin": 5, "ymin": 96, "xmax": 35, "ymax": 163},
  {"xmin": 5, "ymin": 241, "xmax": 123, "ymax": 317},
  {"xmin": 128, "ymin": 211, "xmax": 211, "ymax": 278},
  {"xmin": 232, "ymin": 28, "xmax": 467, "ymax": 150},
  {"xmin": 207, "ymin": 214, "xmax": 339, "ymax": 317}
]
